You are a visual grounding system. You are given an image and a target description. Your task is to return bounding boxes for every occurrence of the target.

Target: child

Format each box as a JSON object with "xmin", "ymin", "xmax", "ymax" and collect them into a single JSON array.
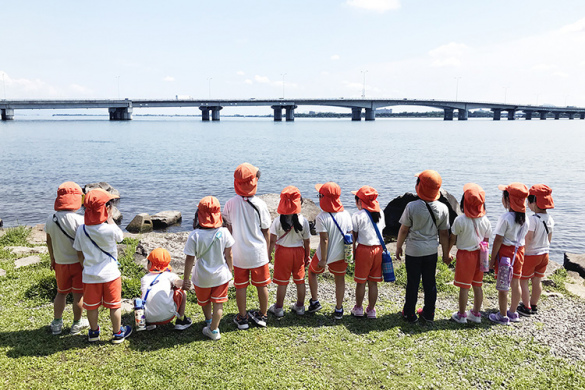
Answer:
[
  {"xmin": 73, "ymin": 189, "xmax": 132, "ymax": 343},
  {"xmin": 489, "ymin": 183, "xmax": 530, "ymax": 325},
  {"xmin": 45, "ymin": 181, "xmax": 88, "ymax": 335},
  {"xmin": 223, "ymin": 163, "xmax": 271, "ymax": 330},
  {"xmin": 396, "ymin": 170, "xmax": 450, "ymax": 323},
  {"xmin": 141, "ymin": 248, "xmax": 191, "ymax": 331},
  {"xmin": 350, "ymin": 186, "xmax": 385, "ymax": 319},
  {"xmin": 267, "ymin": 186, "xmax": 311, "ymax": 317},
  {"xmin": 183, "ymin": 196, "xmax": 234, "ymax": 340},
  {"xmin": 518, "ymin": 184, "xmax": 554, "ymax": 316},
  {"xmin": 308, "ymin": 182, "xmax": 352, "ymax": 319},
  {"xmin": 449, "ymin": 183, "xmax": 492, "ymax": 324}
]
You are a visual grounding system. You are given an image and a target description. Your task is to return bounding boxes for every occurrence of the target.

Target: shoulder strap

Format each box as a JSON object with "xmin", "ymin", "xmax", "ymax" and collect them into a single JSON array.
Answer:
[
  {"xmin": 276, "ymin": 227, "xmax": 292, "ymax": 244},
  {"xmin": 328, "ymin": 212, "xmax": 345, "ymax": 235},
  {"xmin": 510, "ymin": 223, "xmax": 526, "ymax": 267},
  {"xmin": 365, "ymin": 210, "xmax": 388, "ymax": 252},
  {"xmin": 471, "ymin": 218, "xmax": 482, "ymax": 240},
  {"xmin": 244, "ymin": 197, "xmax": 262, "ymax": 228},
  {"xmin": 196, "ymin": 230, "xmax": 222, "ymax": 259},
  {"xmin": 142, "ymin": 272, "xmax": 163, "ymax": 302},
  {"xmin": 53, "ymin": 214, "xmax": 75, "ymax": 241},
  {"xmin": 82, "ymin": 225, "xmax": 120, "ymax": 266},
  {"xmin": 424, "ymin": 201, "xmax": 438, "ymax": 230},
  {"xmin": 535, "ymin": 214, "xmax": 550, "ymax": 235}
]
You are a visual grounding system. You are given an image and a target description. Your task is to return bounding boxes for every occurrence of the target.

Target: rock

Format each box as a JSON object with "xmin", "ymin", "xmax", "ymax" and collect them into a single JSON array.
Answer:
[
  {"xmin": 111, "ymin": 206, "xmax": 123, "ymax": 225},
  {"xmin": 28, "ymin": 224, "xmax": 46, "ymax": 244},
  {"xmin": 151, "ymin": 211, "xmax": 182, "ymax": 230},
  {"xmin": 0, "ymin": 269, "xmax": 6, "ymax": 277},
  {"xmin": 120, "ymin": 298, "xmax": 133, "ymax": 313},
  {"xmin": 14, "ymin": 255, "xmax": 42, "ymax": 268},
  {"xmin": 83, "ymin": 182, "xmax": 120, "ymax": 198},
  {"xmin": 564, "ymin": 253, "xmax": 585, "ymax": 278},
  {"xmin": 382, "ymin": 188, "xmax": 461, "ymax": 239},
  {"xmin": 567, "ymin": 271, "xmax": 584, "ymax": 285},
  {"xmin": 541, "ymin": 291, "xmax": 564, "ymax": 298},
  {"xmin": 257, "ymin": 193, "xmax": 320, "ymax": 235},
  {"xmin": 0, "ymin": 218, "xmax": 3, "ymax": 228},
  {"xmin": 542, "ymin": 279, "xmax": 557, "ymax": 287},
  {"xmin": 125, "ymin": 231, "xmax": 190, "ymax": 271},
  {"xmin": 565, "ymin": 282, "xmax": 585, "ymax": 300},
  {"xmin": 126, "ymin": 213, "xmax": 153, "ymax": 234},
  {"xmin": 5, "ymin": 246, "xmax": 48, "ymax": 256},
  {"xmin": 545, "ymin": 260, "xmax": 562, "ymax": 277}
]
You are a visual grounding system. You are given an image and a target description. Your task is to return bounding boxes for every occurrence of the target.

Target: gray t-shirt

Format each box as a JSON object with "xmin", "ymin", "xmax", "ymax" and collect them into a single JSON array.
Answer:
[{"xmin": 399, "ymin": 199, "xmax": 450, "ymax": 257}]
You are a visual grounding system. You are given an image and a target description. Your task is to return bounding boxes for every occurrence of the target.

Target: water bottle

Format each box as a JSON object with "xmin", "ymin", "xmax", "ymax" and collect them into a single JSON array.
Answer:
[
  {"xmin": 479, "ymin": 241, "xmax": 489, "ymax": 272},
  {"xmin": 381, "ymin": 251, "xmax": 395, "ymax": 282},
  {"xmin": 343, "ymin": 233, "xmax": 353, "ymax": 264},
  {"xmin": 133, "ymin": 298, "xmax": 146, "ymax": 331},
  {"xmin": 496, "ymin": 256, "xmax": 512, "ymax": 291}
]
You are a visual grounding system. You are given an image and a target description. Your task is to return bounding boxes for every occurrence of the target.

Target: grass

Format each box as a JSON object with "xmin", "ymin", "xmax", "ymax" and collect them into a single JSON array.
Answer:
[{"xmin": 0, "ymin": 226, "xmax": 584, "ymax": 389}]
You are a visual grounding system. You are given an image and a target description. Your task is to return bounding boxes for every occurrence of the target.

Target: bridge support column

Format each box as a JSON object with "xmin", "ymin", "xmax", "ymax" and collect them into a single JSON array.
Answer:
[
  {"xmin": 458, "ymin": 109, "xmax": 468, "ymax": 121},
  {"xmin": 199, "ymin": 107, "xmax": 210, "ymax": 121},
  {"xmin": 211, "ymin": 106, "xmax": 222, "ymax": 121},
  {"xmin": 271, "ymin": 106, "xmax": 283, "ymax": 122},
  {"xmin": 492, "ymin": 109, "xmax": 501, "ymax": 121},
  {"xmin": 507, "ymin": 110, "xmax": 516, "ymax": 120},
  {"xmin": 108, "ymin": 107, "xmax": 132, "ymax": 120},
  {"xmin": 365, "ymin": 108, "xmax": 376, "ymax": 121},
  {"xmin": 524, "ymin": 111, "xmax": 533, "ymax": 120},
  {"xmin": 554, "ymin": 112, "xmax": 561, "ymax": 120},
  {"xmin": 581, "ymin": 113, "xmax": 585, "ymax": 120},
  {"xmin": 1, "ymin": 108, "xmax": 14, "ymax": 121},
  {"xmin": 539, "ymin": 111, "xmax": 548, "ymax": 120},
  {"xmin": 443, "ymin": 108, "xmax": 454, "ymax": 121},
  {"xmin": 568, "ymin": 113, "xmax": 575, "ymax": 120},
  {"xmin": 285, "ymin": 105, "xmax": 296, "ymax": 121},
  {"xmin": 351, "ymin": 107, "xmax": 362, "ymax": 121}
]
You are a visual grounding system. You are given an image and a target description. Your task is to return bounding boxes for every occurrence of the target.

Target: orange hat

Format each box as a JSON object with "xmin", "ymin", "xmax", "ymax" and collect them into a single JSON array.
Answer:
[
  {"xmin": 277, "ymin": 186, "xmax": 302, "ymax": 215},
  {"xmin": 197, "ymin": 196, "xmax": 223, "ymax": 228},
  {"xmin": 351, "ymin": 185, "xmax": 380, "ymax": 212},
  {"xmin": 415, "ymin": 170, "xmax": 442, "ymax": 202},
  {"xmin": 529, "ymin": 184, "xmax": 554, "ymax": 209},
  {"xmin": 54, "ymin": 181, "xmax": 83, "ymax": 211},
  {"xmin": 234, "ymin": 163, "xmax": 259, "ymax": 197},
  {"xmin": 498, "ymin": 182, "xmax": 529, "ymax": 213},
  {"xmin": 462, "ymin": 183, "xmax": 486, "ymax": 218},
  {"xmin": 315, "ymin": 182, "xmax": 344, "ymax": 213},
  {"xmin": 147, "ymin": 247, "xmax": 172, "ymax": 273},
  {"xmin": 84, "ymin": 188, "xmax": 120, "ymax": 225}
]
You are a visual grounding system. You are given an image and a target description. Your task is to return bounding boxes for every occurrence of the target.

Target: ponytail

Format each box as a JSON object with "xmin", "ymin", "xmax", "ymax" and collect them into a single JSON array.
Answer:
[
  {"xmin": 280, "ymin": 214, "xmax": 303, "ymax": 233},
  {"xmin": 355, "ymin": 195, "xmax": 381, "ymax": 223},
  {"xmin": 504, "ymin": 191, "xmax": 526, "ymax": 225}
]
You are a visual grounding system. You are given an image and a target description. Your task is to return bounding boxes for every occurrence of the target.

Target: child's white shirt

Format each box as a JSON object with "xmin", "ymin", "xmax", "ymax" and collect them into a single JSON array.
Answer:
[
  {"xmin": 493, "ymin": 211, "xmax": 530, "ymax": 247},
  {"xmin": 141, "ymin": 271, "xmax": 180, "ymax": 323},
  {"xmin": 73, "ymin": 223, "xmax": 123, "ymax": 284},
  {"xmin": 352, "ymin": 209, "xmax": 386, "ymax": 246},
  {"xmin": 315, "ymin": 210, "xmax": 352, "ymax": 264},
  {"xmin": 452, "ymin": 215, "xmax": 492, "ymax": 251},
  {"xmin": 184, "ymin": 227, "xmax": 235, "ymax": 288},
  {"xmin": 525, "ymin": 213, "xmax": 554, "ymax": 255},
  {"xmin": 269, "ymin": 215, "xmax": 310, "ymax": 248},
  {"xmin": 45, "ymin": 211, "xmax": 84, "ymax": 264}
]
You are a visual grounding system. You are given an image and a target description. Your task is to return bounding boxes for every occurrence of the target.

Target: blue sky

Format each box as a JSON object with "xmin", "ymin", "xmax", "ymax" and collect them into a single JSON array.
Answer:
[{"xmin": 2, "ymin": 1, "xmax": 585, "ymax": 113}]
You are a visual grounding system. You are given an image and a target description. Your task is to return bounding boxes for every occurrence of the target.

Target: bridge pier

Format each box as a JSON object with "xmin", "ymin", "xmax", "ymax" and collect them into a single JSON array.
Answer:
[
  {"xmin": 1, "ymin": 108, "xmax": 14, "ymax": 121},
  {"xmin": 352, "ymin": 107, "xmax": 362, "ymax": 121},
  {"xmin": 492, "ymin": 109, "xmax": 501, "ymax": 121},
  {"xmin": 285, "ymin": 105, "xmax": 296, "ymax": 121},
  {"xmin": 568, "ymin": 112, "xmax": 575, "ymax": 120},
  {"xmin": 507, "ymin": 110, "xmax": 516, "ymax": 120},
  {"xmin": 581, "ymin": 113, "xmax": 585, "ymax": 120},
  {"xmin": 554, "ymin": 112, "xmax": 561, "ymax": 120},
  {"xmin": 200, "ymin": 107, "xmax": 210, "ymax": 121},
  {"xmin": 211, "ymin": 106, "xmax": 222, "ymax": 121},
  {"xmin": 443, "ymin": 108, "xmax": 454, "ymax": 121},
  {"xmin": 539, "ymin": 111, "xmax": 548, "ymax": 120},
  {"xmin": 524, "ymin": 110, "xmax": 533, "ymax": 120},
  {"xmin": 108, "ymin": 107, "xmax": 132, "ymax": 120},
  {"xmin": 272, "ymin": 106, "xmax": 283, "ymax": 121},
  {"xmin": 458, "ymin": 109, "xmax": 468, "ymax": 121},
  {"xmin": 365, "ymin": 108, "xmax": 376, "ymax": 121}
]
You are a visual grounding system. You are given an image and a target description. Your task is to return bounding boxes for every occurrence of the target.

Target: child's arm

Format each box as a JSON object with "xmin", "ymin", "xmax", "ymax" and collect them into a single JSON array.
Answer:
[
  {"xmin": 439, "ymin": 229, "xmax": 452, "ymax": 264},
  {"xmin": 262, "ymin": 228, "xmax": 270, "ymax": 260},
  {"xmin": 46, "ymin": 233, "xmax": 56, "ymax": 271},
  {"xmin": 77, "ymin": 251, "xmax": 85, "ymax": 268},
  {"xmin": 303, "ymin": 238, "xmax": 311, "ymax": 263},
  {"xmin": 525, "ymin": 230, "xmax": 534, "ymax": 248},
  {"xmin": 490, "ymin": 235, "xmax": 504, "ymax": 270},
  {"xmin": 318, "ymin": 232, "xmax": 328, "ymax": 269},
  {"xmin": 224, "ymin": 247, "xmax": 233, "ymax": 274},
  {"xmin": 395, "ymin": 224, "xmax": 409, "ymax": 261},
  {"xmin": 268, "ymin": 233, "xmax": 277, "ymax": 262},
  {"xmin": 172, "ymin": 279, "xmax": 183, "ymax": 289},
  {"xmin": 447, "ymin": 233, "xmax": 457, "ymax": 256},
  {"xmin": 352, "ymin": 231, "xmax": 358, "ymax": 253},
  {"xmin": 183, "ymin": 255, "xmax": 195, "ymax": 291}
]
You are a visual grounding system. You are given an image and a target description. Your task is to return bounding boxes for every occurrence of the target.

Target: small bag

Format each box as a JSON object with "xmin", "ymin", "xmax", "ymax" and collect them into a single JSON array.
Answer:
[
  {"xmin": 329, "ymin": 213, "xmax": 353, "ymax": 264},
  {"xmin": 496, "ymin": 256, "xmax": 513, "ymax": 291},
  {"xmin": 365, "ymin": 210, "xmax": 395, "ymax": 282},
  {"xmin": 472, "ymin": 219, "xmax": 489, "ymax": 272}
]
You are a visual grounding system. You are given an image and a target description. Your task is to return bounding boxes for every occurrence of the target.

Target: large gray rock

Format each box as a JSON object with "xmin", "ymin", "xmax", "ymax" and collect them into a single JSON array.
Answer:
[
  {"xmin": 257, "ymin": 193, "xmax": 320, "ymax": 235},
  {"xmin": 5, "ymin": 246, "xmax": 48, "ymax": 256},
  {"xmin": 125, "ymin": 231, "xmax": 190, "ymax": 271},
  {"xmin": 0, "ymin": 218, "xmax": 3, "ymax": 228},
  {"xmin": 29, "ymin": 224, "xmax": 46, "ymax": 244},
  {"xmin": 151, "ymin": 211, "xmax": 182, "ymax": 230},
  {"xmin": 15, "ymin": 255, "xmax": 42, "ymax": 268},
  {"xmin": 126, "ymin": 213, "xmax": 153, "ymax": 234},
  {"xmin": 564, "ymin": 253, "xmax": 585, "ymax": 278},
  {"xmin": 84, "ymin": 182, "xmax": 122, "ymax": 224}
]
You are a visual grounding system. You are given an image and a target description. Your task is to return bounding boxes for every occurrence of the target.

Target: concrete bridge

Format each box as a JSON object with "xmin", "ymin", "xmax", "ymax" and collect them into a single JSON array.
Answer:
[{"xmin": 1, "ymin": 98, "xmax": 585, "ymax": 122}]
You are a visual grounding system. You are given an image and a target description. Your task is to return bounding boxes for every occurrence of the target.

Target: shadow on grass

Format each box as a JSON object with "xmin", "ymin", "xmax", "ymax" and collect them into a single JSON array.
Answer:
[{"xmin": 0, "ymin": 326, "xmax": 91, "ymax": 358}]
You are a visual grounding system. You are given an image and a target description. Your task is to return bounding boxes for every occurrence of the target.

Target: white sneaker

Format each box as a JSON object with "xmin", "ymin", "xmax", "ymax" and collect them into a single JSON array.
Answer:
[
  {"xmin": 50, "ymin": 319, "xmax": 63, "ymax": 335},
  {"xmin": 290, "ymin": 303, "xmax": 305, "ymax": 315},
  {"xmin": 70, "ymin": 318, "xmax": 89, "ymax": 335},
  {"xmin": 467, "ymin": 310, "xmax": 482, "ymax": 324},
  {"xmin": 203, "ymin": 326, "xmax": 221, "ymax": 341},
  {"xmin": 451, "ymin": 311, "xmax": 467, "ymax": 324},
  {"xmin": 268, "ymin": 304, "xmax": 284, "ymax": 318}
]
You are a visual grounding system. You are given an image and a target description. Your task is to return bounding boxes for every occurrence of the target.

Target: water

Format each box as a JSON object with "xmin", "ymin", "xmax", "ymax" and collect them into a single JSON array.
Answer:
[{"xmin": 1, "ymin": 116, "xmax": 583, "ymax": 264}]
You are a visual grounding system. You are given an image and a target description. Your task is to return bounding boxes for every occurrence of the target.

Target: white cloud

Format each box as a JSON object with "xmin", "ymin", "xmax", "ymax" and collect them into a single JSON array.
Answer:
[
  {"xmin": 346, "ymin": 0, "xmax": 400, "ymax": 12},
  {"xmin": 236, "ymin": 71, "xmax": 245, "ymax": 76},
  {"xmin": 244, "ymin": 79, "xmax": 253, "ymax": 84},
  {"xmin": 163, "ymin": 76, "xmax": 175, "ymax": 82},
  {"xmin": 428, "ymin": 42, "xmax": 469, "ymax": 67},
  {"xmin": 560, "ymin": 18, "xmax": 585, "ymax": 33},
  {"xmin": 331, "ymin": 54, "xmax": 340, "ymax": 60},
  {"xmin": 254, "ymin": 75, "xmax": 270, "ymax": 84}
]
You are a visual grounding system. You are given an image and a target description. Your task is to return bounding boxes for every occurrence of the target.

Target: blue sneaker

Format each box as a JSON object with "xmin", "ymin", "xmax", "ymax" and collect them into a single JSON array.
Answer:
[
  {"xmin": 112, "ymin": 325, "xmax": 132, "ymax": 344},
  {"xmin": 88, "ymin": 326, "xmax": 100, "ymax": 342}
]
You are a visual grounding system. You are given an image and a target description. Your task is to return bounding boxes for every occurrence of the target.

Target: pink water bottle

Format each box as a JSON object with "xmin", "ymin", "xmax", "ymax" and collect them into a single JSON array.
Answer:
[
  {"xmin": 479, "ymin": 241, "xmax": 489, "ymax": 272},
  {"xmin": 496, "ymin": 256, "xmax": 512, "ymax": 291}
]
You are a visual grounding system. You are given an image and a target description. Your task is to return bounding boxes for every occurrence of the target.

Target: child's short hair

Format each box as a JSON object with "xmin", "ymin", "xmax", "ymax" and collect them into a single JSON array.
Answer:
[{"xmin": 147, "ymin": 248, "xmax": 172, "ymax": 273}]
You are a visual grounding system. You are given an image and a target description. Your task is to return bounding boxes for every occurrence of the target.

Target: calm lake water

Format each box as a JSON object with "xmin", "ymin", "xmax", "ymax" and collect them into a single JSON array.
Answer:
[{"xmin": 1, "ymin": 116, "xmax": 583, "ymax": 264}]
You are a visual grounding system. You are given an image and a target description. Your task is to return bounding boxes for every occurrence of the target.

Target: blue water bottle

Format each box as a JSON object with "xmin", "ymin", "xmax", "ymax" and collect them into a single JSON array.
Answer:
[{"xmin": 382, "ymin": 251, "xmax": 395, "ymax": 282}]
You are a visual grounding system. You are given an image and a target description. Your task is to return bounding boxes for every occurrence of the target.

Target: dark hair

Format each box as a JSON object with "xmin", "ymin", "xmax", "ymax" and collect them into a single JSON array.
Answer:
[
  {"xmin": 503, "ymin": 191, "xmax": 526, "ymax": 225},
  {"xmin": 105, "ymin": 199, "xmax": 114, "ymax": 208},
  {"xmin": 527, "ymin": 194, "xmax": 536, "ymax": 204},
  {"xmin": 460, "ymin": 194, "xmax": 465, "ymax": 214},
  {"xmin": 280, "ymin": 214, "xmax": 303, "ymax": 233},
  {"xmin": 192, "ymin": 209, "xmax": 213, "ymax": 230},
  {"xmin": 355, "ymin": 195, "xmax": 381, "ymax": 223}
]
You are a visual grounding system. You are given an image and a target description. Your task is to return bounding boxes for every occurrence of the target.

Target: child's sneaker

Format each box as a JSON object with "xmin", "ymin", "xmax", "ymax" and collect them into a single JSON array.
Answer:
[
  {"xmin": 233, "ymin": 314, "xmax": 249, "ymax": 330},
  {"xmin": 401, "ymin": 310, "xmax": 418, "ymax": 323},
  {"xmin": 307, "ymin": 299, "xmax": 322, "ymax": 313},
  {"xmin": 489, "ymin": 312, "xmax": 510, "ymax": 325},
  {"xmin": 333, "ymin": 307, "xmax": 344, "ymax": 320},
  {"xmin": 202, "ymin": 326, "xmax": 221, "ymax": 341},
  {"xmin": 451, "ymin": 311, "xmax": 467, "ymax": 324},
  {"xmin": 350, "ymin": 305, "xmax": 364, "ymax": 317},
  {"xmin": 507, "ymin": 310, "xmax": 520, "ymax": 322},
  {"xmin": 204, "ymin": 318, "xmax": 212, "ymax": 329},
  {"xmin": 174, "ymin": 316, "xmax": 192, "ymax": 331},
  {"xmin": 70, "ymin": 318, "xmax": 89, "ymax": 335},
  {"xmin": 146, "ymin": 324, "xmax": 157, "ymax": 331},
  {"xmin": 531, "ymin": 304, "xmax": 538, "ymax": 315},
  {"xmin": 50, "ymin": 318, "xmax": 63, "ymax": 335},
  {"xmin": 417, "ymin": 308, "xmax": 434, "ymax": 323},
  {"xmin": 268, "ymin": 304, "xmax": 284, "ymax": 318},
  {"xmin": 366, "ymin": 306, "xmax": 377, "ymax": 319},
  {"xmin": 517, "ymin": 303, "xmax": 533, "ymax": 317},
  {"xmin": 248, "ymin": 310, "xmax": 268, "ymax": 327},
  {"xmin": 112, "ymin": 325, "xmax": 132, "ymax": 344},
  {"xmin": 88, "ymin": 326, "xmax": 100, "ymax": 342},
  {"xmin": 290, "ymin": 303, "xmax": 305, "ymax": 315},
  {"xmin": 467, "ymin": 310, "xmax": 482, "ymax": 324}
]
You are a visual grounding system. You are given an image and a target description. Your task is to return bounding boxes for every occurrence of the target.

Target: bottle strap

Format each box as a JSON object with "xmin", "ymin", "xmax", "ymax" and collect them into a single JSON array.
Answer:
[
  {"xmin": 142, "ymin": 272, "xmax": 163, "ymax": 303},
  {"xmin": 365, "ymin": 210, "xmax": 388, "ymax": 252},
  {"xmin": 424, "ymin": 201, "xmax": 438, "ymax": 232},
  {"xmin": 82, "ymin": 225, "xmax": 120, "ymax": 266},
  {"xmin": 196, "ymin": 230, "xmax": 222, "ymax": 259},
  {"xmin": 276, "ymin": 228, "xmax": 292, "ymax": 244},
  {"xmin": 328, "ymin": 212, "xmax": 345, "ymax": 236},
  {"xmin": 53, "ymin": 214, "xmax": 75, "ymax": 242},
  {"xmin": 244, "ymin": 197, "xmax": 262, "ymax": 228},
  {"xmin": 535, "ymin": 214, "xmax": 550, "ymax": 235}
]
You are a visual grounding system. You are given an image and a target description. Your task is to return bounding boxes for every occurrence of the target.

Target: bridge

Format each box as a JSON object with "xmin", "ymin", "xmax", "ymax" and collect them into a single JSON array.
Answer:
[{"xmin": 1, "ymin": 98, "xmax": 585, "ymax": 122}]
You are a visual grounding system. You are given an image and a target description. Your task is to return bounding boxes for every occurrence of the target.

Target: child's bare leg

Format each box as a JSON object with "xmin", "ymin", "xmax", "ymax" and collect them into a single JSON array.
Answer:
[
  {"xmin": 308, "ymin": 271, "xmax": 319, "ymax": 301},
  {"xmin": 355, "ymin": 282, "xmax": 366, "ymax": 308},
  {"xmin": 53, "ymin": 292, "xmax": 67, "ymax": 320},
  {"xmin": 367, "ymin": 281, "xmax": 378, "ymax": 309},
  {"xmin": 72, "ymin": 292, "xmax": 84, "ymax": 321},
  {"xmin": 531, "ymin": 277, "xmax": 543, "ymax": 307},
  {"xmin": 334, "ymin": 273, "xmax": 345, "ymax": 309},
  {"xmin": 520, "ymin": 278, "xmax": 531, "ymax": 307},
  {"xmin": 110, "ymin": 308, "xmax": 121, "ymax": 334},
  {"xmin": 236, "ymin": 288, "xmax": 247, "ymax": 317},
  {"xmin": 296, "ymin": 282, "xmax": 306, "ymax": 306},
  {"xmin": 177, "ymin": 290, "xmax": 187, "ymax": 317},
  {"xmin": 498, "ymin": 291, "xmax": 508, "ymax": 316},
  {"xmin": 87, "ymin": 309, "xmax": 99, "ymax": 330},
  {"xmin": 202, "ymin": 303, "xmax": 212, "ymax": 321},
  {"xmin": 472, "ymin": 286, "xmax": 483, "ymax": 313},
  {"xmin": 276, "ymin": 284, "xmax": 287, "ymax": 307},
  {"xmin": 211, "ymin": 302, "xmax": 223, "ymax": 331},
  {"xmin": 510, "ymin": 278, "xmax": 521, "ymax": 312},
  {"xmin": 257, "ymin": 285, "xmax": 268, "ymax": 316},
  {"xmin": 458, "ymin": 288, "xmax": 469, "ymax": 314}
]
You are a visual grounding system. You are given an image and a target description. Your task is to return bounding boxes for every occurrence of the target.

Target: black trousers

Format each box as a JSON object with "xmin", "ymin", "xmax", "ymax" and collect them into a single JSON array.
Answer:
[{"xmin": 403, "ymin": 253, "xmax": 437, "ymax": 320}]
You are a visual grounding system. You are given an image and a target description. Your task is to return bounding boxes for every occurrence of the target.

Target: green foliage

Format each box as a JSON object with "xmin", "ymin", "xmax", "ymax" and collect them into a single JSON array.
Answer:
[
  {"xmin": 0, "ymin": 226, "xmax": 31, "ymax": 247},
  {"xmin": 122, "ymin": 277, "xmax": 141, "ymax": 299},
  {"xmin": 549, "ymin": 268, "xmax": 567, "ymax": 292},
  {"xmin": 117, "ymin": 237, "xmax": 144, "ymax": 298},
  {"xmin": 24, "ymin": 274, "xmax": 58, "ymax": 302},
  {"xmin": 391, "ymin": 257, "xmax": 456, "ymax": 293}
]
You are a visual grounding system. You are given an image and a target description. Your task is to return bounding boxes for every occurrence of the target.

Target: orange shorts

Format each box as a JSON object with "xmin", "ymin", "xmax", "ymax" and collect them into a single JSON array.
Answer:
[
  {"xmin": 194, "ymin": 282, "xmax": 229, "ymax": 306},
  {"xmin": 83, "ymin": 277, "xmax": 122, "ymax": 310},
  {"xmin": 54, "ymin": 262, "xmax": 83, "ymax": 294},
  {"xmin": 148, "ymin": 289, "xmax": 186, "ymax": 325},
  {"xmin": 234, "ymin": 264, "xmax": 271, "ymax": 288},
  {"xmin": 495, "ymin": 245, "xmax": 525, "ymax": 280},
  {"xmin": 454, "ymin": 249, "xmax": 484, "ymax": 288},
  {"xmin": 354, "ymin": 244, "xmax": 383, "ymax": 283},
  {"xmin": 309, "ymin": 253, "xmax": 348, "ymax": 275},
  {"xmin": 273, "ymin": 245, "xmax": 306, "ymax": 285},
  {"xmin": 522, "ymin": 253, "xmax": 549, "ymax": 280}
]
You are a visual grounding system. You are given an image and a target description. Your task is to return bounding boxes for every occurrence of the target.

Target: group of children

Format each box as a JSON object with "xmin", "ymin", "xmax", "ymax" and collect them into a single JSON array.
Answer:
[{"xmin": 45, "ymin": 165, "xmax": 555, "ymax": 344}]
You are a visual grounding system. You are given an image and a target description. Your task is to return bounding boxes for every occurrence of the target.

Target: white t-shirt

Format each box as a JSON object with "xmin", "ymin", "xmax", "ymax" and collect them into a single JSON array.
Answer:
[
  {"xmin": 352, "ymin": 209, "xmax": 386, "ymax": 246},
  {"xmin": 525, "ymin": 213, "xmax": 554, "ymax": 256},
  {"xmin": 452, "ymin": 215, "xmax": 492, "ymax": 251},
  {"xmin": 223, "ymin": 195, "xmax": 271, "ymax": 269},
  {"xmin": 45, "ymin": 211, "xmax": 84, "ymax": 264},
  {"xmin": 141, "ymin": 271, "xmax": 180, "ymax": 323},
  {"xmin": 184, "ymin": 227, "xmax": 235, "ymax": 288},
  {"xmin": 493, "ymin": 211, "xmax": 531, "ymax": 247},
  {"xmin": 315, "ymin": 210, "xmax": 352, "ymax": 264},
  {"xmin": 269, "ymin": 215, "xmax": 311, "ymax": 248},
  {"xmin": 73, "ymin": 223, "xmax": 123, "ymax": 284},
  {"xmin": 399, "ymin": 199, "xmax": 450, "ymax": 257}
]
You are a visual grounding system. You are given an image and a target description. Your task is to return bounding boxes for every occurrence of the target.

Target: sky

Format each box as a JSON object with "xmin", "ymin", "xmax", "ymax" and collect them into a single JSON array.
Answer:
[{"xmin": 2, "ymin": 0, "xmax": 585, "ymax": 114}]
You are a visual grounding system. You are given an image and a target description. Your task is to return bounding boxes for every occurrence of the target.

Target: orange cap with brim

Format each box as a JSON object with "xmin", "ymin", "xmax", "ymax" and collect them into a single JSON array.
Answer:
[
  {"xmin": 498, "ymin": 182, "xmax": 529, "ymax": 213},
  {"xmin": 462, "ymin": 183, "xmax": 486, "ymax": 218},
  {"xmin": 54, "ymin": 181, "xmax": 83, "ymax": 211},
  {"xmin": 351, "ymin": 185, "xmax": 380, "ymax": 212},
  {"xmin": 415, "ymin": 170, "xmax": 442, "ymax": 202},
  {"xmin": 529, "ymin": 184, "xmax": 555, "ymax": 209},
  {"xmin": 84, "ymin": 188, "xmax": 120, "ymax": 225},
  {"xmin": 315, "ymin": 182, "xmax": 344, "ymax": 213},
  {"xmin": 234, "ymin": 163, "xmax": 259, "ymax": 197},
  {"xmin": 147, "ymin": 247, "xmax": 172, "ymax": 273},
  {"xmin": 198, "ymin": 196, "xmax": 223, "ymax": 228},
  {"xmin": 277, "ymin": 186, "xmax": 302, "ymax": 215}
]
